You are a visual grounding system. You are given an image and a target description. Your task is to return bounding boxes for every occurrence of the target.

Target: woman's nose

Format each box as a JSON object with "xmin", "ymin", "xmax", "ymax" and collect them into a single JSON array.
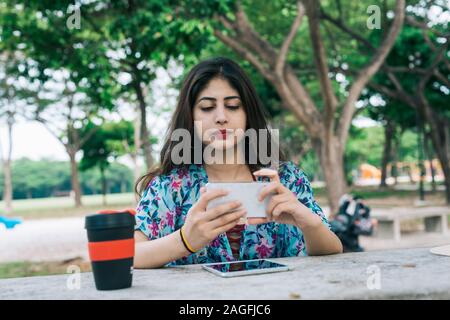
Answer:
[
  {"xmin": 215, "ymin": 107, "xmax": 228, "ymax": 125},
  {"xmin": 216, "ymin": 117, "xmax": 227, "ymax": 125}
]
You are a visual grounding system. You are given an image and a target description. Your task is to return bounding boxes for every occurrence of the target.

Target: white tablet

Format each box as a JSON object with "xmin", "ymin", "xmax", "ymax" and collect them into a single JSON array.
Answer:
[
  {"xmin": 205, "ymin": 182, "xmax": 273, "ymax": 218},
  {"xmin": 202, "ymin": 259, "xmax": 290, "ymax": 278}
]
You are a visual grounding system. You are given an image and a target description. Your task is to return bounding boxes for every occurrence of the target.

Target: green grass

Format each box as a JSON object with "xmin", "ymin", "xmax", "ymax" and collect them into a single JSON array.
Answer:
[
  {"xmin": 0, "ymin": 259, "xmax": 92, "ymax": 279},
  {"xmin": 0, "ymin": 193, "xmax": 137, "ymax": 220}
]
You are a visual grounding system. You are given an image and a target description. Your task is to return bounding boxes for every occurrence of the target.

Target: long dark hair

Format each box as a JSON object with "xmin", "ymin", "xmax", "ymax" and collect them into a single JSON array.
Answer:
[{"xmin": 135, "ymin": 57, "xmax": 286, "ymax": 196}]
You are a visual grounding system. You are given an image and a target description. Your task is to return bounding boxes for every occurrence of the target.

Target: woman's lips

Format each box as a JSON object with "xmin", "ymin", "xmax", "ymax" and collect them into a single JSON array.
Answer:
[
  {"xmin": 213, "ymin": 129, "xmax": 230, "ymax": 140},
  {"xmin": 210, "ymin": 129, "xmax": 234, "ymax": 140},
  {"xmin": 219, "ymin": 129, "xmax": 227, "ymax": 138}
]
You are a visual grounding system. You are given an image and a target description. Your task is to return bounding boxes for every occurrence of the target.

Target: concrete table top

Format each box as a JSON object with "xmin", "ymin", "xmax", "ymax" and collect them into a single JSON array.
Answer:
[{"xmin": 1, "ymin": 247, "xmax": 449, "ymax": 300}]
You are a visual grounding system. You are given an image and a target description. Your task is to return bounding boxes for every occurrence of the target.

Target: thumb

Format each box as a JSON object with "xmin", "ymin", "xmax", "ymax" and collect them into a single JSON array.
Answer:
[{"xmin": 200, "ymin": 186, "xmax": 206, "ymax": 194}]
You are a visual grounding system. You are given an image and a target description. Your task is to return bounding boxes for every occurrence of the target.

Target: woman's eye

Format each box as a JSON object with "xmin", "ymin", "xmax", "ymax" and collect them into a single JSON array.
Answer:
[
  {"xmin": 201, "ymin": 106, "xmax": 214, "ymax": 112},
  {"xmin": 200, "ymin": 105, "xmax": 239, "ymax": 112}
]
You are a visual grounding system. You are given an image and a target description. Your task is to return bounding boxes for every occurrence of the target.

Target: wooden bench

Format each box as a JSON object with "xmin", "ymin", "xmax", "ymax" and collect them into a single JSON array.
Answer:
[{"xmin": 371, "ymin": 206, "xmax": 450, "ymax": 241}]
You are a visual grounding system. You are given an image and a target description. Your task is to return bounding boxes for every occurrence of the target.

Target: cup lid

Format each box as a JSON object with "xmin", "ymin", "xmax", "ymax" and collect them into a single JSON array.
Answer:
[
  {"xmin": 96, "ymin": 209, "xmax": 136, "ymax": 215},
  {"xmin": 85, "ymin": 210, "xmax": 136, "ymax": 230}
]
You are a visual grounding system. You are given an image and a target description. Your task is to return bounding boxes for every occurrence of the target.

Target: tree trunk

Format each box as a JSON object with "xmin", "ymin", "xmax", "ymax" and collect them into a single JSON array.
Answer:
[
  {"xmin": 424, "ymin": 131, "xmax": 436, "ymax": 193},
  {"xmin": 419, "ymin": 99, "xmax": 450, "ymax": 203},
  {"xmin": 1, "ymin": 116, "xmax": 13, "ymax": 214},
  {"xmin": 440, "ymin": 157, "xmax": 450, "ymax": 204},
  {"xmin": 312, "ymin": 136, "xmax": 347, "ymax": 217},
  {"xmin": 429, "ymin": 159, "xmax": 436, "ymax": 193},
  {"xmin": 407, "ymin": 165, "xmax": 415, "ymax": 184},
  {"xmin": 373, "ymin": 72, "xmax": 449, "ymax": 201},
  {"xmin": 133, "ymin": 106, "xmax": 142, "ymax": 182},
  {"xmin": 392, "ymin": 164, "xmax": 398, "ymax": 185},
  {"xmin": 427, "ymin": 123, "xmax": 450, "ymax": 202},
  {"xmin": 0, "ymin": 112, "xmax": 14, "ymax": 214},
  {"xmin": 2, "ymin": 160, "xmax": 13, "ymax": 214},
  {"xmin": 391, "ymin": 131, "xmax": 401, "ymax": 186},
  {"xmin": 68, "ymin": 150, "xmax": 82, "ymax": 207},
  {"xmin": 133, "ymin": 78, "xmax": 153, "ymax": 171},
  {"xmin": 434, "ymin": 142, "xmax": 450, "ymax": 203},
  {"xmin": 100, "ymin": 166, "xmax": 107, "ymax": 206},
  {"xmin": 380, "ymin": 120, "xmax": 395, "ymax": 188}
]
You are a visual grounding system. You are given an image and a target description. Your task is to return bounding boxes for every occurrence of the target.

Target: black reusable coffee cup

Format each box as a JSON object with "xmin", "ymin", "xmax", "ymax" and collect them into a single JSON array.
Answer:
[{"xmin": 85, "ymin": 209, "xmax": 136, "ymax": 291}]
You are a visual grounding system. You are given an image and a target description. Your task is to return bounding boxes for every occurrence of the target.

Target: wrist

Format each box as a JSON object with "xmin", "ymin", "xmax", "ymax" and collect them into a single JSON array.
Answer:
[
  {"xmin": 294, "ymin": 207, "xmax": 322, "ymax": 231},
  {"xmin": 180, "ymin": 225, "xmax": 197, "ymax": 254}
]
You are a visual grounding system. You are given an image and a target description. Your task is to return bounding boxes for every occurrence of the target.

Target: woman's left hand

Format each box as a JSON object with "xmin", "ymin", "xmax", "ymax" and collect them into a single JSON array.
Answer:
[{"xmin": 248, "ymin": 168, "xmax": 320, "ymax": 229}]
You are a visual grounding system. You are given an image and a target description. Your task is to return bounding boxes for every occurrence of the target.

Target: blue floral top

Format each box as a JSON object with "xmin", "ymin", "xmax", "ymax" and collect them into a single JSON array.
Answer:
[{"xmin": 135, "ymin": 161, "xmax": 330, "ymax": 266}]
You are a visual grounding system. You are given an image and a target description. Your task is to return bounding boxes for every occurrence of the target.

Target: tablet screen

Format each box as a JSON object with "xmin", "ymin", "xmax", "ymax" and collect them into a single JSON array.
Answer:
[{"xmin": 206, "ymin": 259, "xmax": 286, "ymax": 273}]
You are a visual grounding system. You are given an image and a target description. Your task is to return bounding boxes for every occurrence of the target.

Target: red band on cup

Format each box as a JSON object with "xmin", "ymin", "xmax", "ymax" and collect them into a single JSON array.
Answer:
[
  {"xmin": 88, "ymin": 239, "xmax": 135, "ymax": 262},
  {"xmin": 97, "ymin": 209, "xmax": 136, "ymax": 215}
]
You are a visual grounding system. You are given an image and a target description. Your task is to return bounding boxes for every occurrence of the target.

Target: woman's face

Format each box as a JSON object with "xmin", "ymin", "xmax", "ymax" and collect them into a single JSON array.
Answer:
[{"xmin": 193, "ymin": 77, "xmax": 247, "ymax": 150}]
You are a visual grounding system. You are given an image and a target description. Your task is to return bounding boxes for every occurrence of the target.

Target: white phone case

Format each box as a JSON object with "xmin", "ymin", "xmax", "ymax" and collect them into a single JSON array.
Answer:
[{"xmin": 205, "ymin": 182, "xmax": 272, "ymax": 218}]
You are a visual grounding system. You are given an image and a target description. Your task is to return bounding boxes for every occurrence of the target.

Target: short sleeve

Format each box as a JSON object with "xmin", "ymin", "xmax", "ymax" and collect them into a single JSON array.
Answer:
[
  {"xmin": 135, "ymin": 175, "xmax": 178, "ymax": 240},
  {"xmin": 281, "ymin": 162, "xmax": 331, "ymax": 229}
]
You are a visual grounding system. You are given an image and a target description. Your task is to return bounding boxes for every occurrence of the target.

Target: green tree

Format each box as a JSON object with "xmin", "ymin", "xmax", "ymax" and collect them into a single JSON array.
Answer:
[
  {"xmin": 363, "ymin": 91, "xmax": 417, "ymax": 188},
  {"xmin": 8, "ymin": 158, "xmax": 71, "ymax": 199},
  {"xmin": 73, "ymin": 0, "xmax": 209, "ymax": 171},
  {"xmin": 0, "ymin": 158, "xmax": 133, "ymax": 200},
  {"xmin": 0, "ymin": 1, "xmax": 118, "ymax": 207},
  {"xmin": 183, "ymin": 0, "xmax": 405, "ymax": 213},
  {"xmin": 0, "ymin": 52, "xmax": 18, "ymax": 213},
  {"xmin": 368, "ymin": 24, "xmax": 449, "ymax": 201},
  {"xmin": 80, "ymin": 162, "xmax": 133, "ymax": 196},
  {"xmin": 328, "ymin": 1, "xmax": 449, "ymax": 202},
  {"xmin": 80, "ymin": 120, "xmax": 134, "ymax": 205}
]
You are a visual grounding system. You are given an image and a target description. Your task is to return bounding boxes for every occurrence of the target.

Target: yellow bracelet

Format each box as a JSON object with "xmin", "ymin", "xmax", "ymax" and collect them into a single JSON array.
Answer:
[{"xmin": 180, "ymin": 226, "xmax": 196, "ymax": 254}]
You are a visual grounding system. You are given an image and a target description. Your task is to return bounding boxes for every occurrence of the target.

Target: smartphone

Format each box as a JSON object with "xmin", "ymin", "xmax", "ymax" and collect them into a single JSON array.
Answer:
[
  {"xmin": 205, "ymin": 182, "xmax": 273, "ymax": 218},
  {"xmin": 202, "ymin": 259, "xmax": 290, "ymax": 278}
]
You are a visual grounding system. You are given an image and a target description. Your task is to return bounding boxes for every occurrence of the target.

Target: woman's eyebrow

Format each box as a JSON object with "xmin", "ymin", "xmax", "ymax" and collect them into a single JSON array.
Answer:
[
  {"xmin": 197, "ymin": 97, "xmax": 216, "ymax": 103},
  {"xmin": 224, "ymin": 96, "xmax": 240, "ymax": 100},
  {"xmin": 196, "ymin": 96, "xmax": 241, "ymax": 104}
]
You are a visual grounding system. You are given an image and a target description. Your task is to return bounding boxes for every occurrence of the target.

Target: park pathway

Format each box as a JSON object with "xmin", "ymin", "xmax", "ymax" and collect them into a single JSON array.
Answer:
[{"xmin": 0, "ymin": 217, "xmax": 89, "ymax": 263}]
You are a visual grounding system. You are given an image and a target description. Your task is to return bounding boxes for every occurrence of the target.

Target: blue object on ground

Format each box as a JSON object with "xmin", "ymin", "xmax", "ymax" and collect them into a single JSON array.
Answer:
[{"xmin": 0, "ymin": 215, "xmax": 22, "ymax": 229}]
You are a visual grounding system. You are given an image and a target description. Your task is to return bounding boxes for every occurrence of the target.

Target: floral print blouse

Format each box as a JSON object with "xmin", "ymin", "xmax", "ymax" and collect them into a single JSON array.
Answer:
[{"xmin": 135, "ymin": 161, "xmax": 330, "ymax": 266}]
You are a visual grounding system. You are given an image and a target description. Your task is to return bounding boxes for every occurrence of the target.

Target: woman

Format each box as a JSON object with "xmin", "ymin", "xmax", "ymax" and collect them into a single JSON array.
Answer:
[{"xmin": 134, "ymin": 57, "xmax": 342, "ymax": 268}]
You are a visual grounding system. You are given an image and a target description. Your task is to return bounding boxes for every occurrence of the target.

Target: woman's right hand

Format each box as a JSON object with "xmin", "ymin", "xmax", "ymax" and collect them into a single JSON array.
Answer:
[{"xmin": 182, "ymin": 187, "xmax": 246, "ymax": 252}]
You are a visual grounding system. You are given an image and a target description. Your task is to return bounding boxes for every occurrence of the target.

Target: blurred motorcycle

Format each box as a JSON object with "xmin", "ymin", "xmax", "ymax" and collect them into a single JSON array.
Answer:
[{"xmin": 330, "ymin": 194, "xmax": 377, "ymax": 252}]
